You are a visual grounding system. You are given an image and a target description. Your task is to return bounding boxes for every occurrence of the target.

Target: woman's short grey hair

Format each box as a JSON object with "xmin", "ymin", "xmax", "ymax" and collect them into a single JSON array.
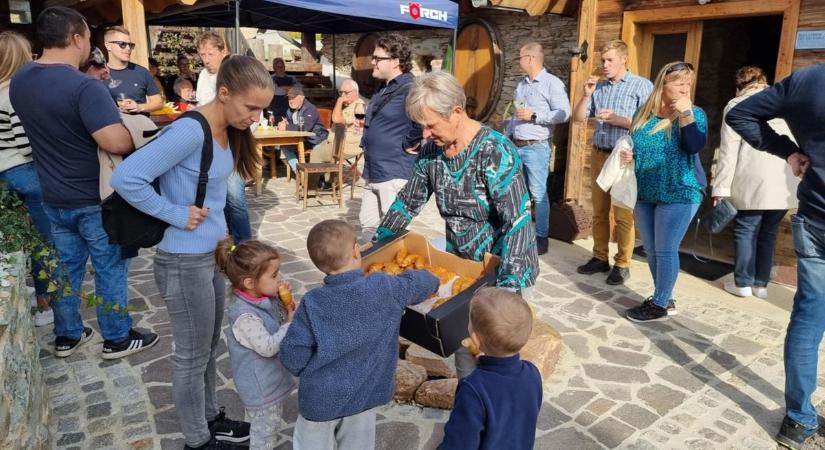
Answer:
[{"xmin": 406, "ymin": 71, "xmax": 466, "ymax": 122}]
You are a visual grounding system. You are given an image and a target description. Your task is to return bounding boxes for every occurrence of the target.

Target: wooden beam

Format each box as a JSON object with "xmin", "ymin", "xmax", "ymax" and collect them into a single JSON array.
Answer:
[
  {"xmin": 622, "ymin": 0, "xmax": 792, "ymax": 23},
  {"xmin": 564, "ymin": 0, "xmax": 597, "ymax": 203},
  {"xmin": 777, "ymin": 0, "xmax": 800, "ymax": 79},
  {"xmin": 121, "ymin": 0, "xmax": 149, "ymax": 68}
]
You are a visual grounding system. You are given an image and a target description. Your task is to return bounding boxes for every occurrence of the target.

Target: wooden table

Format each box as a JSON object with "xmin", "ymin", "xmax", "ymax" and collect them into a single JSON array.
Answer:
[{"xmin": 253, "ymin": 128, "xmax": 315, "ymax": 196}]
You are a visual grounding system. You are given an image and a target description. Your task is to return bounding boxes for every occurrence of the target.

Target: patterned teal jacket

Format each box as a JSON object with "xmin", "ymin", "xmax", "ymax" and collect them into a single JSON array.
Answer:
[{"xmin": 375, "ymin": 127, "xmax": 539, "ymax": 289}]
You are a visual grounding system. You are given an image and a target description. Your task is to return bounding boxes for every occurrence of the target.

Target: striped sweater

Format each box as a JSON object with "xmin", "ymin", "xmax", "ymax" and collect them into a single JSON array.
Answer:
[{"xmin": 0, "ymin": 80, "xmax": 32, "ymax": 173}]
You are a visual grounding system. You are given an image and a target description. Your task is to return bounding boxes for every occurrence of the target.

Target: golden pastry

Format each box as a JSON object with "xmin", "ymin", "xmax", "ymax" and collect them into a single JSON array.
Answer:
[
  {"xmin": 278, "ymin": 286, "xmax": 295, "ymax": 312},
  {"xmin": 462, "ymin": 337, "xmax": 480, "ymax": 356},
  {"xmin": 395, "ymin": 247, "xmax": 408, "ymax": 265}
]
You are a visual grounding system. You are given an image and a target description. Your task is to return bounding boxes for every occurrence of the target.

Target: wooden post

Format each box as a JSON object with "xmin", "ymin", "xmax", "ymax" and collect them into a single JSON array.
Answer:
[
  {"xmin": 564, "ymin": 0, "xmax": 597, "ymax": 204},
  {"xmin": 301, "ymin": 32, "xmax": 318, "ymax": 63},
  {"xmin": 121, "ymin": 0, "xmax": 149, "ymax": 68}
]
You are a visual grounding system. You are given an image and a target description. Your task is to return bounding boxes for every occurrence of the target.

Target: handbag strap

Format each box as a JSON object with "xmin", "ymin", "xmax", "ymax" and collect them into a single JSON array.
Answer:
[{"xmin": 176, "ymin": 110, "xmax": 214, "ymax": 208}]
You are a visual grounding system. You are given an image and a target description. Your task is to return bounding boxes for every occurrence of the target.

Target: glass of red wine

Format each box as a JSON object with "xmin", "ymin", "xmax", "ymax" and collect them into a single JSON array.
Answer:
[{"xmin": 354, "ymin": 102, "xmax": 366, "ymax": 134}]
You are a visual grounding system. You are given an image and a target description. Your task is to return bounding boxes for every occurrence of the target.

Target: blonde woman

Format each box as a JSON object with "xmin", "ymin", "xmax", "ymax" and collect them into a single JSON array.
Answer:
[
  {"xmin": 620, "ymin": 61, "xmax": 707, "ymax": 323},
  {"xmin": 0, "ymin": 31, "xmax": 53, "ymax": 326},
  {"xmin": 712, "ymin": 66, "xmax": 799, "ymax": 300}
]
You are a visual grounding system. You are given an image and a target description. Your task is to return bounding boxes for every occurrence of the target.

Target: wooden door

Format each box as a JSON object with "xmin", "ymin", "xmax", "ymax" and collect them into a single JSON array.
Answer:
[
  {"xmin": 351, "ymin": 33, "xmax": 379, "ymax": 99},
  {"xmin": 454, "ymin": 19, "xmax": 503, "ymax": 122},
  {"xmin": 638, "ymin": 21, "xmax": 703, "ymax": 89}
]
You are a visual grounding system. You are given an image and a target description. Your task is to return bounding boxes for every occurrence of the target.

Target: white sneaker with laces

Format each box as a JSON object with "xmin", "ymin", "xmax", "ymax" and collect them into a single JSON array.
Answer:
[
  {"xmin": 724, "ymin": 282, "xmax": 752, "ymax": 297},
  {"xmin": 752, "ymin": 287, "xmax": 768, "ymax": 299},
  {"xmin": 33, "ymin": 308, "xmax": 54, "ymax": 327}
]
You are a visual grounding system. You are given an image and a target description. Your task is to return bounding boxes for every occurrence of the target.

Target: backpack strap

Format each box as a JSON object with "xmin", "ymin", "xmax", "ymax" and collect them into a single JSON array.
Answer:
[{"xmin": 177, "ymin": 110, "xmax": 214, "ymax": 208}]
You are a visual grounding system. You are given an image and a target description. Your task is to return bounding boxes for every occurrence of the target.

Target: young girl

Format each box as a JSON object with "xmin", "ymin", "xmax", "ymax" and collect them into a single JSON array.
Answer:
[{"xmin": 215, "ymin": 238, "xmax": 297, "ymax": 450}]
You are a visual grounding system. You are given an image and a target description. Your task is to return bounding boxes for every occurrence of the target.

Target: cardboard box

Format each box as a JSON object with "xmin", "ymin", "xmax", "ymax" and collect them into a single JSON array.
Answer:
[{"xmin": 361, "ymin": 231, "xmax": 500, "ymax": 357}]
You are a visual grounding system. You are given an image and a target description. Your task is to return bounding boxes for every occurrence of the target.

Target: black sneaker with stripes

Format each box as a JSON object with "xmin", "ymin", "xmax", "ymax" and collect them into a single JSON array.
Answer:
[
  {"xmin": 101, "ymin": 328, "xmax": 159, "ymax": 360},
  {"xmin": 55, "ymin": 327, "xmax": 95, "ymax": 358}
]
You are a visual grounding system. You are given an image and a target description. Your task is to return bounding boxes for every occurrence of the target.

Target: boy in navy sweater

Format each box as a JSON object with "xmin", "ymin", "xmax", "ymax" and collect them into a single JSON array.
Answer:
[
  {"xmin": 280, "ymin": 219, "xmax": 439, "ymax": 450},
  {"xmin": 440, "ymin": 287, "xmax": 542, "ymax": 450}
]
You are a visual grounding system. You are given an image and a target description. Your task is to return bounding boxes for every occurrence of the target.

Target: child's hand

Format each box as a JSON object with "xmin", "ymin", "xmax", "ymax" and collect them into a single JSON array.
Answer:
[
  {"xmin": 278, "ymin": 280, "xmax": 296, "ymax": 313},
  {"xmin": 286, "ymin": 305, "xmax": 296, "ymax": 322}
]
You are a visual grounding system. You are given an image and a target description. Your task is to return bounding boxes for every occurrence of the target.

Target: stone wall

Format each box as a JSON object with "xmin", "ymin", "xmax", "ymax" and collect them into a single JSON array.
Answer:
[{"xmin": 0, "ymin": 253, "xmax": 50, "ymax": 449}]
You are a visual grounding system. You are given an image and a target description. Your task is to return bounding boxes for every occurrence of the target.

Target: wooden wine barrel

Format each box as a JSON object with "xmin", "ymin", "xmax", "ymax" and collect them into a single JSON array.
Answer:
[
  {"xmin": 454, "ymin": 19, "xmax": 503, "ymax": 122},
  {"xmin": 352, "ymin": 33, "xmax": 380, "ymax": 99}
]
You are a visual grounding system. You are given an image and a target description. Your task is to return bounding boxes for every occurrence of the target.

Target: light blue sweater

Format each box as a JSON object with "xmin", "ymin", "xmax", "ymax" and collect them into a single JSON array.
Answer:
[{"xmin": 111, "ymin": 117, "xmax": 234, "ymax": 253}]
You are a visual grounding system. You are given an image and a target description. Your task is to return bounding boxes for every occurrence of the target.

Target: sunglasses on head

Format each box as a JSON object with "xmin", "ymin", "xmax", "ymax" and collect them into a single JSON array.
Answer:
[
  {"xmin": 108, "ymin": 41, "xmax": 136, "ymax": 50},
  {"xmin": 665, "ymin": 62, "xmax": 694, "ymax": 74}
]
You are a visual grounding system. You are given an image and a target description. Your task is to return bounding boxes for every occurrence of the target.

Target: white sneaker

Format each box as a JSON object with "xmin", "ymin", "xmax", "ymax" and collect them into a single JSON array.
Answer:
[
  {"xmin": 33, "ymin": 308, "xmax": 54, "ymax": 327},
  {"xmin": 752, "ymin": 287, "xmax": 768, "ymax": 299},
  {"xmin": 724, "ymin": 282, "xmax": 752, "ymax": 297},
  {"xmin": 27, "ymin": 286, "xmax": 36, "ymax": 307}
]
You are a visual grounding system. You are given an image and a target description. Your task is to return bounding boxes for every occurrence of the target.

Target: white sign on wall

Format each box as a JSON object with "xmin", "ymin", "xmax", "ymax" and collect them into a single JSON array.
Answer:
[{"xmin": 796, "ymin": 31, "xmax": 825, "ymax": 50}]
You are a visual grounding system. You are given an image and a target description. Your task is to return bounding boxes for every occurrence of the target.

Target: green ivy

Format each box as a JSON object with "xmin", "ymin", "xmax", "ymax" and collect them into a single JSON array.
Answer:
[{"xmin": 0, "ymin": 181, "xmax": 136, "ymax": 316}]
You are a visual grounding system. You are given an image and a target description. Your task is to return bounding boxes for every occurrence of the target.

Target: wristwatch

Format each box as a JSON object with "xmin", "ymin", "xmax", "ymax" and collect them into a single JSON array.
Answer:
[
  {"xmin": 531, "ymin": 112, "xmax": 537, "ymax": 123},
  {"xmin": 681, "ymin": 109, "xmax": 693, "ymax": 118}
]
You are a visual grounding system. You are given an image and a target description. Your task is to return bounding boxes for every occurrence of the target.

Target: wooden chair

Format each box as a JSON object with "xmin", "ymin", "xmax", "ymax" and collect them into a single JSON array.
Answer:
[
  {"xmin": 345, "ymin": 152, "xmax": 363, "ymax": 199},
  {"xmin": 295, "ymin": 123, "xmax": 346, "ymax": 209},
  {"xmin": 318, "ymin": 108, "xmax": 332, "ymax": 129}
]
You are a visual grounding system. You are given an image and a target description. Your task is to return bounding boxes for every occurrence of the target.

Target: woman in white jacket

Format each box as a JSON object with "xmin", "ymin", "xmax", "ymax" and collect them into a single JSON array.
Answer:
[{"xmin": 711, "ymin": 66, "xmax": 799, "ymax": 299}]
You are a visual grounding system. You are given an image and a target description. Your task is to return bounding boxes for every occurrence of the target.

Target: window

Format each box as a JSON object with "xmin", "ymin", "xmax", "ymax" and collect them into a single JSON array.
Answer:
[{"xmin": 9, "ymin": 0, "xmax": 31, "ymax": 24}]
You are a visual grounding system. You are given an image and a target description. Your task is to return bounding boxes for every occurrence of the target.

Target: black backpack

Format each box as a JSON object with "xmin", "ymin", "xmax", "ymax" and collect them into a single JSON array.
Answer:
[{"xmin": 102, "ymin": 110, "xmax": 213, "ymax": 248}]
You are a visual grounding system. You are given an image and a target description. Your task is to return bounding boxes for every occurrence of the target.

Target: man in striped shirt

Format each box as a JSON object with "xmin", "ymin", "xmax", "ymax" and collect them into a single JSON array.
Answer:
[{"xmin": 572, "ymin": 40, "xmax": 652, "ymax": 286}]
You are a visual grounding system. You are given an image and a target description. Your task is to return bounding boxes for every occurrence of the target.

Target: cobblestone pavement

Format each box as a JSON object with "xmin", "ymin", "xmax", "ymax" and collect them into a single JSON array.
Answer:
[{"xmin": 39, "ymin": 178, "xmax": 825, "ymax": 450}]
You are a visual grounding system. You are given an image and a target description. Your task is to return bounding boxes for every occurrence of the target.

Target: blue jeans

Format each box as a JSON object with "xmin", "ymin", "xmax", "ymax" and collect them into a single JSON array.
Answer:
[
  {"xmin": 517, "ymin": 142, "xmax": 550, "ymax": 238},
  {"xmin": 784, "ymin": 214, "xmax": 825, "ymax": 429},
  {"xmin": 281, "ymin": 146, "xmax": 298, "ymax": 172},
  {"xmin": 43, "ymin": 205, "xmax": 131, "ymax": 342},
  {"xmin": 224, "ymin": 172, "xmax": 252, "ymax": 243},
  {"xmin": 0, "ymin": 162, "xmax": 52, "ymax": 296},
  {"xmin": 733, "ymin": 209, "xmax": 787, "ymax": 288},
  {"xmin": 635, "ymin": 201, "xmax": 700, "ymax": 308}
]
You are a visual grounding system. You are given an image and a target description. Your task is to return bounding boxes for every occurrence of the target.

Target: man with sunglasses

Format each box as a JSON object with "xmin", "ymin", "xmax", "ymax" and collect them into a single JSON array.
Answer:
[
  {"xmin": 572, "ymin": 40, "xmax": 652, "ymax": 285},
  {"xmin": 104, "ymin": 26, "xmax": 162, "ymax": 115},
  {"xmin": 359, "ymin": 32, "xmax": 422, "ymax": 242},
  {"xmin": 507, "ymin": 42, "xmax": 571, "ymax": 256}
]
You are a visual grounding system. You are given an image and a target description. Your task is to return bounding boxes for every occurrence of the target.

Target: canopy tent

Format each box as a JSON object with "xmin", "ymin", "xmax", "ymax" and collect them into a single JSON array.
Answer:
[{"xmin": 147, "ymin": 0, "xmax": 459, "ymax": 33}]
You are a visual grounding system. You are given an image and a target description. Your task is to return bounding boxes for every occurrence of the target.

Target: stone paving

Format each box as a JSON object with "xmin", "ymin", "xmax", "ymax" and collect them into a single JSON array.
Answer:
[{"xmin": 38, "ymin": 177, "xmax": 825, "ymax": 450}]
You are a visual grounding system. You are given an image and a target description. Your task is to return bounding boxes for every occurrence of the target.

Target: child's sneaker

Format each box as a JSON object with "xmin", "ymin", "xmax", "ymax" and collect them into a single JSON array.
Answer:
[
  {"xmin": 101, "ymin": 329, "xmax": 159, "ymax": 359},
  {"xmin": 209, "ymin": 407, "xmax": 250, "ymax": 444},
  {"xmin": 775, "ymin": 417, "xmax": 817, "ymax": 449},
  {"xmin": 55, "ymin": 327, "xmax": 95, "ymax": 357}
]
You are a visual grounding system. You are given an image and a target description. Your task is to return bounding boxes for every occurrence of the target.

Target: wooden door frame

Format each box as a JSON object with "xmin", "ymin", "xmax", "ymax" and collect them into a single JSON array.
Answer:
[
  {"xmin": 621, "ymin": 0, "xmax": 800, "ymax": 81},
  {"xmin": 637, "ymin": 22, "xmax": 704, "ymax": 80}
]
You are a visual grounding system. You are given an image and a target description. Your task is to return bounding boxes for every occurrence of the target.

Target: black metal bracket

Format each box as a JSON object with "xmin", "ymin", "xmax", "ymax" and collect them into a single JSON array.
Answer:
[{"xmin": 571, "ymin": 40, "xmax": 589, "ymax": 63}]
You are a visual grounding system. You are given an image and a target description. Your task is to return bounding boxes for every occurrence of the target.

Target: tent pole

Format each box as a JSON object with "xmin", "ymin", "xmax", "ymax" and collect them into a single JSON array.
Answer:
[
  {"xmin": 332, "ymin": 34, "xmax": 337, "ymax": 92},
  {"xmin": 451, "ymin": 26, "xmax": 457, "ymax": 74},
  {"xmin": 234, "ymin": 0, "xmax": 241, "ymax": 54}
]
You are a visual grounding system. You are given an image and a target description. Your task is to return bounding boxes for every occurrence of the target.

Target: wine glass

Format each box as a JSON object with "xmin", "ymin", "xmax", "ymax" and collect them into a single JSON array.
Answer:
[
  {"xmin": 116, "ymin": 93, "xmax": 127, "ymax": 108},
  {"xmin": 353, "ymin": 102, "xmax": 366, "ymax": 134},
  {"xmin": 296, "ymin": 114, "xmax": 305, "ymax": 132}
]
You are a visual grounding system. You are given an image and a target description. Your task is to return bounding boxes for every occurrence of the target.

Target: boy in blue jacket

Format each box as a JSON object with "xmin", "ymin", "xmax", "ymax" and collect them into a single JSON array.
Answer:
[
  {"xmin": 440, "ymin": 287, "xmax": 542, "ymax": 450},
  {"xmin": 280, "ymin": 219, "xmax": 439, "ymax": 450}
]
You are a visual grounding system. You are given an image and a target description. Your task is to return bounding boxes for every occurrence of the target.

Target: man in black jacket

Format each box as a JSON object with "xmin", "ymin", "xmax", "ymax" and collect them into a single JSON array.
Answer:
[
  {"xmin": 726, "ymin": 64, "xmax": 825, "ymax": 450},
  {"xmin": 278, "ymin": 85, "xmax": 329, "ymax": 173}
]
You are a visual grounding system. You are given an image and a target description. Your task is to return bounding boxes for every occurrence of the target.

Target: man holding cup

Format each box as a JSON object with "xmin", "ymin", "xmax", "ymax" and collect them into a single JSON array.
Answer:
[
  {"xmin": 507, "ymin": 42, "xmax": 571, "ymax": 256},
  {"xmin": 572, "ymin": 40, "xmax": 652, "ymax": 285},
  {"xmin": 103, "ymin": 26, "xmax": 163, "ymax": 115}
]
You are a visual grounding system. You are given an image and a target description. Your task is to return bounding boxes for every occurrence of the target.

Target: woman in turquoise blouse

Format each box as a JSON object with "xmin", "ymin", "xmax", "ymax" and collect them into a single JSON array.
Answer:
[{"xmin": 620, "ymin": 61, "xmax": 707, "ymax": 323}]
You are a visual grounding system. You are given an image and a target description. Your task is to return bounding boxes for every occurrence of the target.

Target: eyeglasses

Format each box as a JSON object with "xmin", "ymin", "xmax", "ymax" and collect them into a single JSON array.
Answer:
[
  {"xmin": 665, "ymin": 62, "xmax": 694, "ymax": 74},
  {"xmin": 108, "ymin": 41, "xmax": 136, "ymax": 50},
  {"xmin": 339, "ymin": 89, "xmax": 354, "ymax": 95},
  {"xmin": 371, "ymin": 55, "xmax": 394, "ymax": 62}
]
